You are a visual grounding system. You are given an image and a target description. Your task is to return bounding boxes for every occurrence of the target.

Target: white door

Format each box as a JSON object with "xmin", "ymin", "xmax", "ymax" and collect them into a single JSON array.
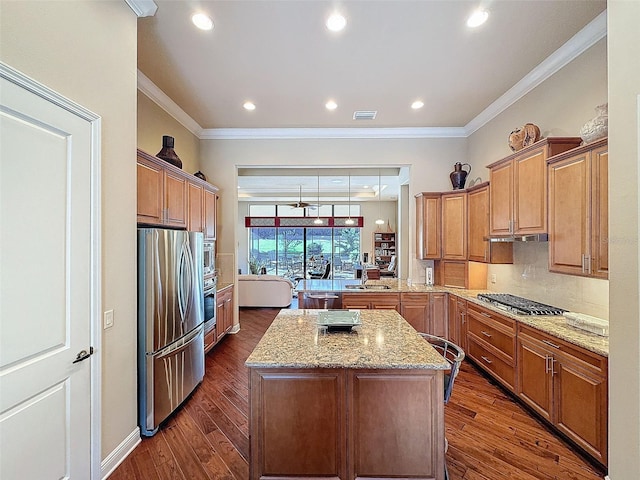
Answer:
[{"xmin": 0, "ymin": 66, "xmax": 100, "ymax": 479}]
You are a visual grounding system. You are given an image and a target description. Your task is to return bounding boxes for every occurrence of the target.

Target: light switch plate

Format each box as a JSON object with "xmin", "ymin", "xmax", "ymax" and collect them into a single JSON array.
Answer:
[
  {"xmin": 104, "ymin": 310, "xmax": 114, "ymax": 329},
  {"xmin": 491, "ymin": 274, "xmax": 497, "ymax": 284}
]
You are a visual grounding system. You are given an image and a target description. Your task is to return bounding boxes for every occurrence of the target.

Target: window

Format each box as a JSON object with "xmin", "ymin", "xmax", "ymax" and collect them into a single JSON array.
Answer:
[{"xmin": 247, "ymin": 204, "xmax": 361, "ymax": 279}]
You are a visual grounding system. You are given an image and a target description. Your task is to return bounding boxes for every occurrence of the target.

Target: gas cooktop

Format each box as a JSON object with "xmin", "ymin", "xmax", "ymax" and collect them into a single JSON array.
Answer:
[{"xmin": 477, "ymin": 293, "xmax": 566, "ymax": 316}]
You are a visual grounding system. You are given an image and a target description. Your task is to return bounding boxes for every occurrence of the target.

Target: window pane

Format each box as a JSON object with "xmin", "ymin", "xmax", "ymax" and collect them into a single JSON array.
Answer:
[
  {"xmin": 277, "ymin": 205, "xmax": 303, "ymax": 217},
  {"xmin": 248, "ymin": 228, "xmax": 276, "ymax": 274},
  {"xmin": 277, "ymin": 228, "xmax": 304, "ymax": 277},
  {"xmin": 249, "ymin": 205, "xmax": 276, "ymax": 216},
  {"xmin": 333, "ymin": 228, "xmax": 360, "ymax": 278}
]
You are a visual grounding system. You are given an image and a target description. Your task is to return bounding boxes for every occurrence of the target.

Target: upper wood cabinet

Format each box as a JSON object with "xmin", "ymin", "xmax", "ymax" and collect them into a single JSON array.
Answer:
[
  {"xmin": 441, "ymin": 191, "xmax": 467, "ymax": 260},
  {"xmin": 137, "ymin": 149, "xmax": 219, "ymax": 236},
  {"xmin": 467, "ymin": 182, "xmax": 513, "ymax": 263},
  {"xmin": 548, "ymin": 138, "xmax": 608, "ymax": 278},
  {"xmin": 415, "ymin": 193, "xmax": 441, "ymax": 259},
  {"xmin": 137, "ymin": 150, "xmax": 188, "ymax": 228},
  {"xmin": 204, "ymin": 188, "xmax": 217, "ymax": 241},
  {"xmin": 488, "ymin": 138, "xmax": 582, "ymax": 236}
]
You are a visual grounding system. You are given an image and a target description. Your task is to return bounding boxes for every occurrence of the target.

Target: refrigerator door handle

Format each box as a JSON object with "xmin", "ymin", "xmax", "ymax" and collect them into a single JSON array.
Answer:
[{"xmin": 154, "ymin": 325, "xmax": 202, "ymax": 359}]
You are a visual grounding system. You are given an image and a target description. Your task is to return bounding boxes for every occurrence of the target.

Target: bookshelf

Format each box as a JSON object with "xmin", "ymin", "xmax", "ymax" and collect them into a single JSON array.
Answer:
[{"xmin": 373, "ymin": 232, "xmax": 396, "ymax": 270}]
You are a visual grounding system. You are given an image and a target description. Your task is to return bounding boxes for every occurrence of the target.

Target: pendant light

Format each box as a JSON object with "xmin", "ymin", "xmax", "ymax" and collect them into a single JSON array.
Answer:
[
  {"xmin": 314, "ymin": 175, "xmax": 323, "ymax": 224},
  {"xmin": 345, "ymin": 173, "xmax": 355, "ymax": 225},
  {"xmin": 375, "ymin": 170, "xmax": 385, "ymax": 225}
]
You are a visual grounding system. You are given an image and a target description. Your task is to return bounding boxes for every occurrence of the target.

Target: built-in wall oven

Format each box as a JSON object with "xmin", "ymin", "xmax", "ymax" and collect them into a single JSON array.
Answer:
[
  {"xmin": 203, "ymin": 241, "xmax": 215, "ymax": 277},
  {"xmin": 203, "ymin": 275, "xmax": 217, "ymax": 333}
]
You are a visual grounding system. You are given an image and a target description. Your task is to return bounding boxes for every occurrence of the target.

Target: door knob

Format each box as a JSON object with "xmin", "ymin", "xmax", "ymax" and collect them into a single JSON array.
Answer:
[{"xmin": 73, "ymin": 346, "xmax": 94, "ymax": 364}]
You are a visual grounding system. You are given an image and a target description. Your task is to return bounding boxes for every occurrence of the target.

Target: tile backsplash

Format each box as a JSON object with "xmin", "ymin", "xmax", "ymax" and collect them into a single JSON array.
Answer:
[{"xmin": 486, "ymin": 242, "xmax": 609, "ymax": 320}]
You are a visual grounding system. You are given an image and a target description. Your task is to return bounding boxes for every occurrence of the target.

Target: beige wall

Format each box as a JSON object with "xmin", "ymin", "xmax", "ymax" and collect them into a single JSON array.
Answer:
[
  {"xmin": 467, "ymin": 39, "xmax": 608, "ymax": 169},
  {"xmin": 0, "ymin": 0, "xmax": 138, "ymax": 461},
  {"xmin": 608, "ymin": 1, "xmax": 640, "ymax": 478},
  {"xmin": 137, "ymin": 91, "xmax": 201, "ymax": 174},
  {"xmin": 201, "ymin": 137, "xmax": 466, "ymax": 283},
  {"xmin": 467, "ymin": 39, "xmax": 609, "ymax": 319}
]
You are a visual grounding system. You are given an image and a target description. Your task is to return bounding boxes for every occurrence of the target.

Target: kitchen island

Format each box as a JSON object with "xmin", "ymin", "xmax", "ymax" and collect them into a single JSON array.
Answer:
[{"xmin": 245, "ymin": 309, "xmax": 450, "ymax": 480}]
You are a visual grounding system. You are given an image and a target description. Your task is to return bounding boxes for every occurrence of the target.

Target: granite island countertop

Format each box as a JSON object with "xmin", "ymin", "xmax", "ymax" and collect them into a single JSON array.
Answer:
[
  {"xmin": 296, "ymin": 278, "xmax": 609, "ymax": 357},
  {"xmin": 245, "ymin": 309, "xmax": 450, "ymax": 370}
]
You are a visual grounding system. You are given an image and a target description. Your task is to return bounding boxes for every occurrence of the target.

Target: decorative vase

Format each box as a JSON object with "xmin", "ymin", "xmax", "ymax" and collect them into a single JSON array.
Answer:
[
  {"xmin": 508, "ymin": 123, "xmax": 541, "ymax": 152},
  {"xmin": 450, "ymin": 162, "xmax": 471, "ymax": 190},
  {"xmin": 194, "ymin": 171, "xmax": 207, "ymax": 181},
  {"xmin": 580, "ymin": 103, "xmax": 608, "ymax": 144},
  {"xmin": 156, "ymin": 135, "xmax": 182, "ymax": 169}
]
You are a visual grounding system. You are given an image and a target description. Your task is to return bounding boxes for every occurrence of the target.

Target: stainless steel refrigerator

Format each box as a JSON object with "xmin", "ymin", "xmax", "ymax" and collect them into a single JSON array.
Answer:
[{"xmin": 137, "ymin": 228, "xmax": 204, "ymax": 436}]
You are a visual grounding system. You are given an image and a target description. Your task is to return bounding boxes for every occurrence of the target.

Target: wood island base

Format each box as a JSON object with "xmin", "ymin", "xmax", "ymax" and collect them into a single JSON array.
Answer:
[{"xmin": 248, "ymin": 367, "xmax": 445, "ymax": 480}]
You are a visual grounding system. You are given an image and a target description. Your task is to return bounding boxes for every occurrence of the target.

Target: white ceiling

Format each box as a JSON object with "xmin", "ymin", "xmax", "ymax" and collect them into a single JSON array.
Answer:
[{"xmin": 136, "ymin": 0, "xmax": 606, "ymax": 201}]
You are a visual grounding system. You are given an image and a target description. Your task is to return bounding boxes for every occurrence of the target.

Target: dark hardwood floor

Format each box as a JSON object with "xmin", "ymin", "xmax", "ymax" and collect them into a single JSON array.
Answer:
[{"xmin": 110, "ymin": 307, "xmax": 606, "ymax": 480}]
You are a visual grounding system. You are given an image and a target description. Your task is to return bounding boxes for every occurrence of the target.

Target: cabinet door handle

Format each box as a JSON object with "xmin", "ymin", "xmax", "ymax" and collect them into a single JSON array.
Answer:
[
  {"xmin": 544, "ymin": 355, "xmax": 551, "ymax": 374},
  {"xmin": 480, "ymin": 312, "xmax": 492, "ymax": 318},
  {"xmin": 542, "ymin": 339, "xmax": 560, "ymax": 349},
  {"xmin": 481, "ymin": 356, "xmax": 493, "ymax": 364},
  {"xmin": 550, "ymin": 358, "xmax": 557, "ymax": 376},
  {"xmin": 481, "ymin": 330, "xmax": 492, "ymax": 338},
  {"xmin": 581, "ymin": 254, "xmax": 585, "ymax": 273},
  {"xmin": 460, "ymin": 312, "xmax": 466, "ymax": 324},
  {"xmin": 585, "ymin": 255, "xmax": 592, "ymax": 274}
]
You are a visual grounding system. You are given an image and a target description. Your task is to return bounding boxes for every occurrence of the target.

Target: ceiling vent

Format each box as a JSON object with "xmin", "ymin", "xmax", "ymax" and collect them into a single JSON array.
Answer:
[{"xmin": 353, "ymin": 110, "xmax": 377, "ymax": 120}]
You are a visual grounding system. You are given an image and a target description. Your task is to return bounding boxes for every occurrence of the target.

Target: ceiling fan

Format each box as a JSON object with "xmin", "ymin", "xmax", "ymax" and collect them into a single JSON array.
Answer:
[{"xmin": 287, "ymin": 185, "xmax": 312, "ymax": 208}]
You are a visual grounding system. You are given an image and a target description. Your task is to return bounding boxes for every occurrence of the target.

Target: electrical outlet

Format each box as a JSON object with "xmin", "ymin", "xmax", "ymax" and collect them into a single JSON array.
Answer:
[
  {"xmin": 490, "ymin": 274, "xmax": 497, "ymax": 284},
  {"xmin": 104, "ymin": 310, "xmax": 114, "ymax": 329}
]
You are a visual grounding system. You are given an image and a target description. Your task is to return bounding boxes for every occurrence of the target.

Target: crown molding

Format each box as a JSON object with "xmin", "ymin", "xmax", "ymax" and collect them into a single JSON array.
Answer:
[
  {"xmin": 198, "ymin": 127, "xmax": 467, "ymax": 140},
  {"xmin": 464, "ymin": 10, "xmax": 607, "ymax": 135},
  {"xmin": 137, "ymin": 9, "xmax": 606, "ymax": 140},
  {"xmin": 137, "ymin": 70, "xmax": 203, "ymax": 137},
  {"xmin": 125, "ymin": 0, "xmax": 157, "ymax": 17}
]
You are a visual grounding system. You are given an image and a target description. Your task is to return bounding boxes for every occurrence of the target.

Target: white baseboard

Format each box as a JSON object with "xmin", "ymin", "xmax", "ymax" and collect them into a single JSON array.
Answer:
[
  {"xmin": 101, "ymin": 427, "xmax": 141, "ymax": 479},
  {"xmin": 230, "ymin": 324, "xmax": 241, "ymax": 334},
  {"xmin": 605, "ymin": 476, "xmax": 611, "ymax": 480}
]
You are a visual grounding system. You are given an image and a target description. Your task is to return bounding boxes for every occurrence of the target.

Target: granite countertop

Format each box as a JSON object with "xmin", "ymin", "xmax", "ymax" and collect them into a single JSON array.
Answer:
[
  {"xmin": 296, "ymin": 278, "xmax": 609, "ymax": 357},
  {"xmin": 245, "ymin": 309, "xmax": 450, "ymax": 370}
]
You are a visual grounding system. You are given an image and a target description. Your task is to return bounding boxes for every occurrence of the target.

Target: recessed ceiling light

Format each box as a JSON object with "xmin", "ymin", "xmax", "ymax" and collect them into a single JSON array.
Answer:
[
  {"xmin": 192, "ymin": 13, "xmax": 213, "ymax": 31},
  {"xmin": 411, "ymin": 100, "xmax": 424, "ymax": 110},
  {"xmin": 326, "ymin": 13, "xmax": 347, "ymax": 32},
  {"xmin": 325, "ymin": 100, "xmax": 338, "ymax": 111},
  {"xmin": 466, "ymin": 9, "xmax": 488, "ymax": 28},
  {"xmin": 243, "ymin": 101, "xmax": 256, "ymax": 111}
]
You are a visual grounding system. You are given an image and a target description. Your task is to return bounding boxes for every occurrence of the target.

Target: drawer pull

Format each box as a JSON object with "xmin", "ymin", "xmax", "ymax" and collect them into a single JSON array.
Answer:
[
  {"xmin": 481, "ymin": 331, "xmax": 492, "ymax": 338},
  {"xmin": 480, "ymin": 312, "xmax": 492, "ymax": 318},
  {"xmin": 481, "ymin": 355, "xmax": 493, "ymax": 364},
  {"xmin": 542, "ymin": 339, "xmax": 561, "ymax": 349}
]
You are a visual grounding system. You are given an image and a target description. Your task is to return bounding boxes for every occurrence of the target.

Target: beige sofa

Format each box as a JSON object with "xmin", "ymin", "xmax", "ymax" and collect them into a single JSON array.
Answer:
[{"xmin": 238, "ymin": 274, "xmax": 294, "ymax": 308}]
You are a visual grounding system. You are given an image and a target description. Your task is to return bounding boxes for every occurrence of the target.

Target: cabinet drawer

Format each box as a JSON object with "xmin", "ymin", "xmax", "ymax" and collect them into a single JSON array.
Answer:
[
  {"xmin": 468, "ymin": 337, "xmax": 515, "ymax": 391},
  {"xmin": 400, "ymin": 292, "xmax": 429, "ymax": 304},
  {"xmin": 467, "ymin": 313, "xmax": 515, "ymax": 360}
]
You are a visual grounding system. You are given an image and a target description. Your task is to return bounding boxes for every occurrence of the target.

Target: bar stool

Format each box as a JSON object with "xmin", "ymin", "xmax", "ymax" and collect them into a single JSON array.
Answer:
[{"xmin": 419, "ymin": 333, "xmax": 465, "ymax": 480}]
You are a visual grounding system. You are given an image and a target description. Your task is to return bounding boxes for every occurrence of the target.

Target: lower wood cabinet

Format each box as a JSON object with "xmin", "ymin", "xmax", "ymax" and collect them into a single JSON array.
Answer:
[
  {"xmin": 447, "ymin": 295, "xmax": 467, "ymax": 351},
  {"xmin": 400, "ymin": 292, "xmax": 447, "ymax": 337},
  {"xmin": 341, "ymin": 292, "xmax": 400, "ymax": 312},
  {"xmin": 248, "ymin": 367, "xmax": 445, "ymax": 480},
  {"xmin": 216, "ymin": 284, "xmax": 234, "ymax": 339},
  {"xmin": 517, "ymin": 325, "xmax": 608, "ymax": 466},
  {"xmin": 466, "ymin": 302, "xmax": 516, "ymax": 392}
]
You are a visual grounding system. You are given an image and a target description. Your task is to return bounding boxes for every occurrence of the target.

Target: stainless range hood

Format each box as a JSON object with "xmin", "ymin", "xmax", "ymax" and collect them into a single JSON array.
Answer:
[{"xmin": 485, "ymin": 233, "xmax": 549, "ymax": 243}]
